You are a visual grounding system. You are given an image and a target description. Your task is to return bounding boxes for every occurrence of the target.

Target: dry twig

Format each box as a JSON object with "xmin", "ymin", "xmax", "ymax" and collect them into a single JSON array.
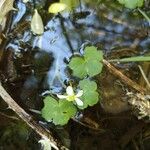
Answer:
[
  {"xmin": 0, "ymin": 83, "xmax": 61, "ymax": 150},
  {"xmin": 102, "ymin": 59, "xmax": 147, "ymax": 94}
]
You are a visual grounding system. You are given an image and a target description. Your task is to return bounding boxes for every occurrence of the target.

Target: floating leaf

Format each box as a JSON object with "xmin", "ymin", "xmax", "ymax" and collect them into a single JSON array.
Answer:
[
  {"xmin": 48, "ymin": 3, "xmax": 67, "ymax": 14},
  {"xmin": 69, "ymin": 46, "xmax": 103, "ymax": 78},
  {"xmin": 41, "ymin": 96, "xmax": 77, "ymax": 125},
  {"xmin": 78, "ymin": 79, "xmax": 99, "ymax": 109},
  {"xmin": 31, "ymin": 9, "xmax": 44, "ymax": 35},
  {"xmin": 118, "ymin": 0, "xmax": 144, "ymax": 9}
]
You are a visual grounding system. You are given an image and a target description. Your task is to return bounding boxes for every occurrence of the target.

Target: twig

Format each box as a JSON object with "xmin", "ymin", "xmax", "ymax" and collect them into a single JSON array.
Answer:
[
  {"xmin": 0, "ymin": 83, "xmax": 59, "ymax": 150},
  {"xmin": 0, "ymin": 111, "xmax": 19, "ymax": 120},
  {"xmin": 138, "ymin": 65, "xmax": 150, "ymax": 90},
  {"xmin": 102, "ymin": 59, "xmax": 147, "ymax": 94}
]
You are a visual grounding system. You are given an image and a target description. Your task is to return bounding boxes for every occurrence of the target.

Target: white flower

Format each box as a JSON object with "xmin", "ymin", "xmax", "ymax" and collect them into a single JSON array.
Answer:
[
  {"xmin": 38, "ymin": 138, "xmax": 52, "ymax": 150},
  {"xmin": 57, "ymin": 86, "xmax": 83, "ymax": 106}
]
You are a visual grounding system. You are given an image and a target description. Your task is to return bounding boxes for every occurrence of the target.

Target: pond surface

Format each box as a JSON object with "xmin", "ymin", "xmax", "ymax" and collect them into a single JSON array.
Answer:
[{"xmin": 0, "ymin": 0, "xmax": 150, "ymax": 149}]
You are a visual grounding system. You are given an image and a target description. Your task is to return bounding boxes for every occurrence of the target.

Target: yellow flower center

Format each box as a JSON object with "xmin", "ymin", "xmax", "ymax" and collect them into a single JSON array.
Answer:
[{"xmin": 67, "ymin": 95, "xmax": 76, "ymax": 101}]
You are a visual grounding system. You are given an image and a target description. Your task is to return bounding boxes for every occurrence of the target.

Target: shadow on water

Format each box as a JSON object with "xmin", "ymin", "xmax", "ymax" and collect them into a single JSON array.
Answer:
[{"xmin": 0, "ymin": 0, "xmax": 150, "ymax": 149}]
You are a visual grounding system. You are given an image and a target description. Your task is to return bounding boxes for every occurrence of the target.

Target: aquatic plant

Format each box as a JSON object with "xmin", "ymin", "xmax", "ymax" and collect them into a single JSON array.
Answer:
[{"xmin": 41, "ymin": 46, "xmax": 102, "ymax": 125}]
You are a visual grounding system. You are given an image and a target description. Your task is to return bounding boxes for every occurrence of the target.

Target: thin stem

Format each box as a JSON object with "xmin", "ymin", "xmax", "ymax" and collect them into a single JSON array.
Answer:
[
  {"xmin": 138, "ymin": 65, "xmax": 150, "ymax": 90},
  {"xmin": 102, "ymin": 59, "xmax": 147, "ymax": 94},
  {"xmin": 138, "ymin": 8, "xmax": 150, "ymax": 26},
  {"xmin": 58, "ymin": 14, "xmax": 74, "ymax": 54},
  {"xmin": 0, "ymin": 111, "xmax": 19, "ymax": 120},
  {"xmin": 79, "ymin": 0, "xmax": 82, "ymax": 12}
]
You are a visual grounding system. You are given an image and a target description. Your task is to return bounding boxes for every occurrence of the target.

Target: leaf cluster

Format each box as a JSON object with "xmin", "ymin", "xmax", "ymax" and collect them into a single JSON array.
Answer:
[{"xmin": 41, "ymin": 46, "xmax": 102, "ymax": 125}]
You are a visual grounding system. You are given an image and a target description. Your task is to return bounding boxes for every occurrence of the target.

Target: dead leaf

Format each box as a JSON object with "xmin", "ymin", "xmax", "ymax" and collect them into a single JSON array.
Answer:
[{"xmin": 0, "ymin": 0, "xmax": 16, "ymax": 25}]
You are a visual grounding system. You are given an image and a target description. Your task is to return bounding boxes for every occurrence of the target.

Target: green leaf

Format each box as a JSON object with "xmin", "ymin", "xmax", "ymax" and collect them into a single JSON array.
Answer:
[
  {"xmin": 118, "ymin": 0, "xmax": 144, "ymax": 9},
  {"xmin": 109, "ymin": 56, "xmax": 150, "ymax": 62},
  {"xmin": 60, "ymin": 0, "xmax": 79, "ymax": 11},
  {"xmin": 86, "ymin": 60, "xmax": 103, "ymax": 77},
  {"xmin": 41, "ymin": 96, "xmax": 77, "ymax": 125},
  {"xmin": 69, "ymin": 57, "xmax": 87, "ymax": 78},
  {"xmin": 78, "ymin": 79, "xmax": 99, "ymax": 109},
  {"xmin": 84, "ymin": 46, "xmax": 103, "ymax": 61},
  {"xmin": 69, "ymin": 46, "xmax": 103, "ymax": 78},
  {"xmin": 48, "ymin": 3, "xmax": 67, "ymax": 14},
  {"xmin": 79, "ymin": 79, "xmax": 97, "ymax": 91}
]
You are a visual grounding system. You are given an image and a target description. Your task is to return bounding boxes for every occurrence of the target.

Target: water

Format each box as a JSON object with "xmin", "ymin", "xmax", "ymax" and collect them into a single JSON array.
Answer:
[{"xmin": 0, "ymin": 0, "xmax": 150, "ymax": 149}]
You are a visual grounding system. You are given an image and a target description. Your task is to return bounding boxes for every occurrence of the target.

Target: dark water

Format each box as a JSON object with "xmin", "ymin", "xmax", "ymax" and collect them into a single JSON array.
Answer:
[{"xmin": 0, "ymin": 0, "xmax": 150, "ymax": 149}]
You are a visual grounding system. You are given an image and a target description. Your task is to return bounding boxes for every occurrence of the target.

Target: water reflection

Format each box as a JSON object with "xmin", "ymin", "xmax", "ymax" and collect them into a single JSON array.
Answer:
[{"xmin": 6, "ymin": 0, "xmax": 150, "ymax": 106}]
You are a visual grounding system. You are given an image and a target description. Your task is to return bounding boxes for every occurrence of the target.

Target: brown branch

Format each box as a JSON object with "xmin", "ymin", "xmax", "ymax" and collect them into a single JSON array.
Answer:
[
  {"xmin": 0, "ymin": 111, "xmax": 19, "ymax": 120},
  {"xmin": 0, "ymin": 83, "xmax": 60, "ymax": 150},
  {"xmin": 102, "ymin": 59, "xmax": 147, "ymax": 94}
]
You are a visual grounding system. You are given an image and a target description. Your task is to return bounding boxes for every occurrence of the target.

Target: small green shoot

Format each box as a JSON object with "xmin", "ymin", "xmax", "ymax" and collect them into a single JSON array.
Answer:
[
  {"xmin": 109, "ymin": 56, "xmax": 150, "ymax": 62},
  {"xmin": 138, "ymin": 8, "xmax": 150, "ymax": 25}
]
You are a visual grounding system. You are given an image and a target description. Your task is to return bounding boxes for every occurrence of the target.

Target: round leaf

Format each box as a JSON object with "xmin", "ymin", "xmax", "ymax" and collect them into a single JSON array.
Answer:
[
  {"xmin": 78, "ymin": 79, "xmax": 99, "ymax": 109},
  {"xmin": 84, "ymin": 46, "xmax": 103, "ymax": 61},
  {"xmin": 69, "ymin": 46, "xmax": 103, "ymax": 78},
  {"xmin": 41, "ymin": 96, "xmax": 77, "ymax": 125},
  {"xmin": 79, "ymin": 79, "xmax": 97, "ymax": 91},
  {"xmin": 86, "ymin": 60, "xmax": 103, "ymax": 77},
  {"xmin": 69, "ymin": 57, "xmax": 87, "ymax": 78}
]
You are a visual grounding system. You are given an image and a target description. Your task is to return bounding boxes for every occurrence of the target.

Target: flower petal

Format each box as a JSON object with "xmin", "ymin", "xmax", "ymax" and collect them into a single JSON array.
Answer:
[
  {"xmin": 75, "ymin": 98, "xmax": 83, "ymax": 106},
  {"xmin": 57, "ymin": 94, "xmax": 67, "ymax": 99},
  {"xmin": 76, "ymin": 90, "xmax": 83, "ymax": 97},
  {"xmin": 66, "ymin": 86, "xmax": 74, "ymax": 96}
]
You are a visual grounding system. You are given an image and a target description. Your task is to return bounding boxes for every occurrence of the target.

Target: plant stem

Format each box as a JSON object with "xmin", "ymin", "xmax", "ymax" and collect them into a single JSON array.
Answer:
[
  {"xmin": 138, "ymin": 8, "xmax": 150, "ymax": 26},
  {"xmin": 138, "ymin": 65, "xmax": 150, "ymax": 90},
  {"xmin": 102, "ymin": 59, "xmax": 147, "ymax": 94}
]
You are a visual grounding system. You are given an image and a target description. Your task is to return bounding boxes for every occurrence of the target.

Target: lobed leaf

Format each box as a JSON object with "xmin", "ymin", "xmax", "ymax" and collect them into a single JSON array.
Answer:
[
  {"xmin": 78, "ymin": 79, "xmax": 99, "ymax": 109},
  {"xmin": 69, "ymin": 46, "xmax": 103, "ymax": 78},
  {"xmin": 84, "ymin": 46, "xmax": 103, "ymax": 61},
  {"xmin": 69, "ymin": 57, "xmax": 87, "ymax": 78},
  {"xmin": 41, "ymin": 96, "xmax": 77, "ymax": 125}
]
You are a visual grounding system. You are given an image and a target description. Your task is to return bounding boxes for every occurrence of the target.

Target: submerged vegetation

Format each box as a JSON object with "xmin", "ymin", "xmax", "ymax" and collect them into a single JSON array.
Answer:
[{"xmin": 0, "ymin": 0, "xmax": 150, "ymax": 149}]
